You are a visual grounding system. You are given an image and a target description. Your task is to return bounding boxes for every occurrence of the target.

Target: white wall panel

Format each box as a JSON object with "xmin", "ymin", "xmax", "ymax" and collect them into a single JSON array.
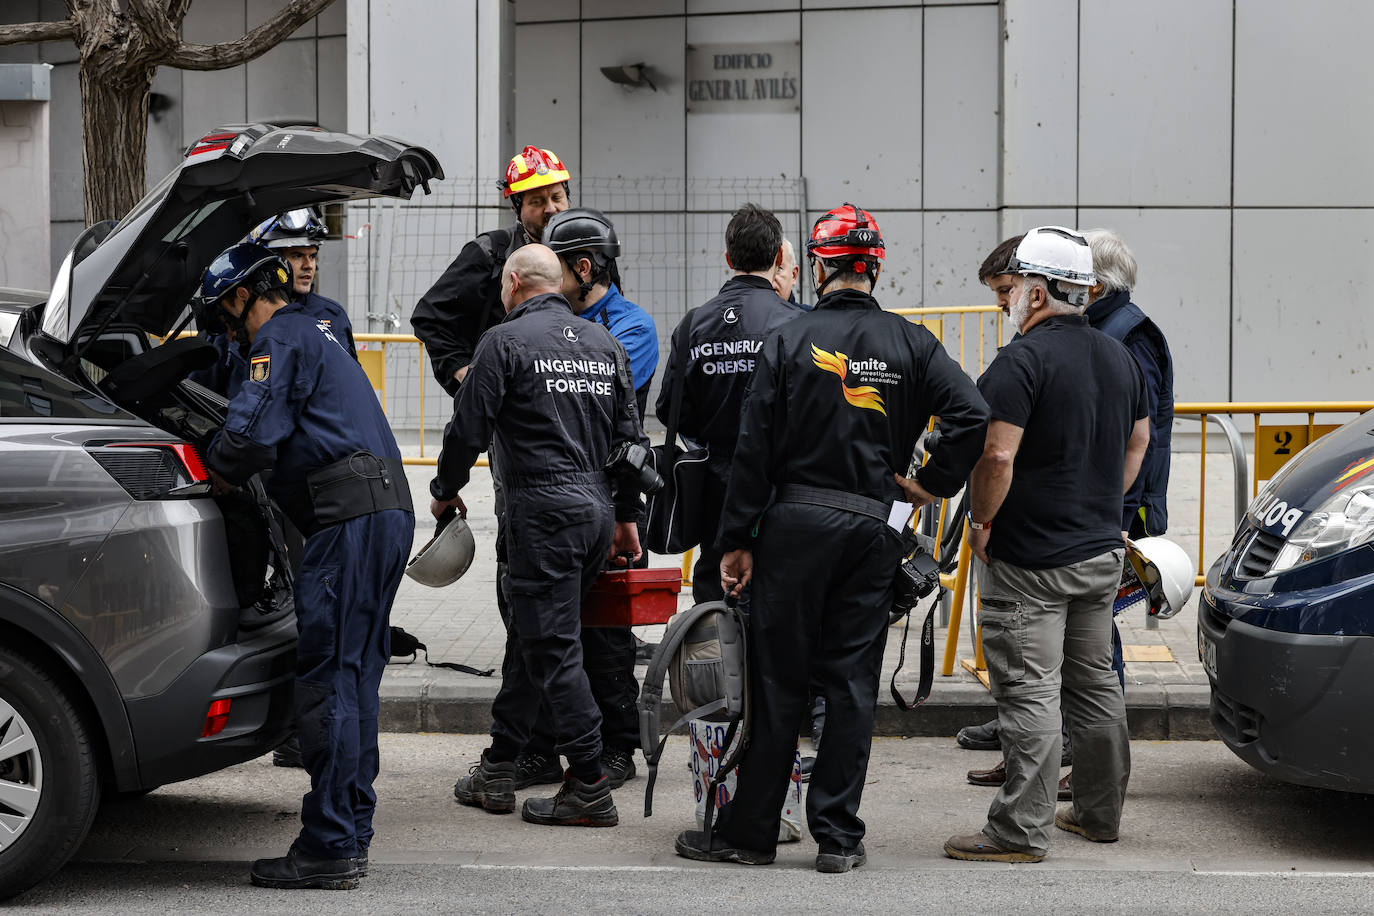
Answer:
[
  {"xmin": 590, "ymin": 0, "xmax": 684, "ymax": 15},
  {"xmin": 317, "ymin": 36, "xmax": 347, "ymax": 131},
  {"xmin": 515, "ymin": 0, "xmax": 573, "ymax": 23},
  {"xmin": 183, "ymin": 0, "xmax": 247, "ymax": 44},
  {"xmin": 182, "ymin": 67, "xmax": 247, "ymax": 146},
  {"xmin": 247, "ymin": 0, "xmax": 315, "ymax": 39},
  {"xmin": 1234, "ymin": 0, "xmax": 1374, "ymax": 206},
  {"xmin": 246, "ymin": 39, "xmax": 317, "ymax": 125},
  {"xmin": 923, "ymin": 4, "xmax": 998, "ymax": 209},
  {"xmin": 802, "ymin": 8, "xmax": 920, "ymax": 210},
  {"xmin": 367, "ymin": 0, "xmax": 478, "ymax": 176},
  {"xmin": 1079, "ymin": 207, "xmax": 1231, "ymax": 403},
  {"xmin": 999, "ymin": 208, "xmax": 1077, "ymax": 239},
  {"xmin": 1232, "ymin": 209, "xmax": 1374, "ymax": 401},
  {"xmin": 1078, "ymin": 0, "xmax": 1230, "ymax": 207},
  {"xmin": 1001, "ymin": 0, "xmax": 1076, "ymax": 206},
  {"xmin": 686, "ymin": 13, "xmax": 799, "ymax": 186},
  {"xmin": 922, "ymin": 210, "xmax": 998, "ymax": 308},
  {"xmin": 514, "ymin": 22, "xmax": 581, "ymax": 165},
  {"xmin": 581, "ymin": 17, "xmax": 686, "ymax": 200},
  {"xmin": 863, "ymin": 209, "xmax": 923, "ymax": 306}
]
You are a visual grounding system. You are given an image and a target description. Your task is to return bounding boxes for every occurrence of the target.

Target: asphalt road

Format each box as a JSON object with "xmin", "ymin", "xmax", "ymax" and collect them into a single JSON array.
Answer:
[{"xmin": 13, "ymin": 735, "xmax": 1374, "ymax": 914}]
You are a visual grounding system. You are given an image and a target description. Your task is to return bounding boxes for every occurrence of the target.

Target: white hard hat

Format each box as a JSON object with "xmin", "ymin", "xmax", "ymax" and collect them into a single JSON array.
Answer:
[
  {"xmin": 405, "ymin": 513, "xmax": 476, "ymax": 588},
  {"xmin": 1009, "ymin": 226, "xmax": 1096, "ymax": 305},
  {"xmin": 1126, "ymin": 537, "xmax": 1194, "ymax": 619}
]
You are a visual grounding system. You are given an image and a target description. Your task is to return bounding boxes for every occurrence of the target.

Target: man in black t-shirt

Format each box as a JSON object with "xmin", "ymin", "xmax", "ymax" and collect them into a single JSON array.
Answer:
[{"xmin": 944, "ymin": 227, "xmax": 1150, "ymax": 865}]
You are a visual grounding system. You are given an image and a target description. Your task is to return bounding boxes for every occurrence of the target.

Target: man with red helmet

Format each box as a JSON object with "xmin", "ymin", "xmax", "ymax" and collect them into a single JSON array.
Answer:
[
  {"xmin": 412, "ymin": 145, "xmax": 572, "ymax": 396},
  {"xmin": 674, "ymin": 204, "xmax": 988, "ymax": 873}
]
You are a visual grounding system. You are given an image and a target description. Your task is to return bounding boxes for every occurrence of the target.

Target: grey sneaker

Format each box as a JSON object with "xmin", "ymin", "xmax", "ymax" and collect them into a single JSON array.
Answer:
[
  {"xmin": 454, "ymin": 753, "xmax": 517, "ymax": 814},
  {"xmin": 521, "ymin": 774, "xmax": 619, "ymax": 827},
  {"xmin": 600, "ymin": 747, "xmax": 637, "ymax": 789}
]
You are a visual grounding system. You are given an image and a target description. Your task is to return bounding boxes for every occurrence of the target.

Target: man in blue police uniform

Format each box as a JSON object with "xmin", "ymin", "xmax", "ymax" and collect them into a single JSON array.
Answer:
[
  {"xmin": 202, "ymin": 242, "xmax": 415, "ymax": 889},
  {"xmin": 432, "ymin": 244, "xmax": 648, "ymax": 827},
  {"xmin": 192, "ymin": 209, "xmax": 356, "ymax": 400}
]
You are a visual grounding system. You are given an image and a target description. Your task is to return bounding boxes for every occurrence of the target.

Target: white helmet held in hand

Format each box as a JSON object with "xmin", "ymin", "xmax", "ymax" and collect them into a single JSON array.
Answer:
[
  {"xmin": 1008, "ymin": 226, "xmax": 1096, "ymax": 306},
  {"xmin": 1126, "ymin": 537, "xmax": 1194, "ymax": 619},
  {"xmin": 405, "ymin": 512, "xmax": 476, "ymax": 587}
]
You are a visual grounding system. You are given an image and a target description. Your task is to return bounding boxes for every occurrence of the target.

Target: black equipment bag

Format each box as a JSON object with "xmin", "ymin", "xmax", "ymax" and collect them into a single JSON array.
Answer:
[{"xmin": 644, "ymin": 351, "xmax": 709, "ymax": 554}]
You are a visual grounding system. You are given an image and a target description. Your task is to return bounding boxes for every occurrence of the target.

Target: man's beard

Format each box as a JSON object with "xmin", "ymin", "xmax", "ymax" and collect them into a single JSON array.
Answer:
[{"xmin": 1009, "ymin": 285, "xmax": 1033, "ymax": 331}]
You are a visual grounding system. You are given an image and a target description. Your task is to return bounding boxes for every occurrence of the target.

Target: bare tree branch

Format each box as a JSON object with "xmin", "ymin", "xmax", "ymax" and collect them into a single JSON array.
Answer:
[
  {"xmin": 166, "ymin": 0, "xmax": 194, "ymax": 29},
  {"xmin": 162, "ymin": 0, "xmax": 338, "ymax": 71},
  {"xmin": 0, "ymin": 19, "xmax": 76, "ymax": 46},
  {"xmin": 127, "ymin": 0, "xmax": 178, "ymax": 50}
]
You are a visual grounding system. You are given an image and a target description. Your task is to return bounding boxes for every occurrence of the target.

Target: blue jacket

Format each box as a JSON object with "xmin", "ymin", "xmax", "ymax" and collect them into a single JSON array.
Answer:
[
  {"xmin": 206, "ymin": 302, "xmax": 400, "ymax": 510},
  {"xmin": 296, "ymin": 290, "xmax": 357, "ymax": 358},
  {"xmin": 1086, "ymin": 289, "xmax": 1174, "ymax": 534},
  {"xmin": 578, "ymin": 283, "xmax": 658, "ymax": 416}
]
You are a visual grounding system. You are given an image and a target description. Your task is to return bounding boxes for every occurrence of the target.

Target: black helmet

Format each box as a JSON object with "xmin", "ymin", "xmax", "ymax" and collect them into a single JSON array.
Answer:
[{"xmin": 543, "ymin": 208, "xmax": 621, "ymax": 262}]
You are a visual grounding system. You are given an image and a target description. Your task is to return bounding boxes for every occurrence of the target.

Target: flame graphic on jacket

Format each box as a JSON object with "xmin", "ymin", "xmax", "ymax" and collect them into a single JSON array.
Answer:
[{"xmin": 811, "ymin": 344, "xmax": 886, "ymax": 415}]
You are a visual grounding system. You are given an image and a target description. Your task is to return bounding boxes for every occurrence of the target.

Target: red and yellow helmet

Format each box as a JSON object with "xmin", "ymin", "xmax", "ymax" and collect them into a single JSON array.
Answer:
[
  {"xmin": 503, "ymin": 145, "xmax": 571, "ymax": 198},
  {"xmin": 807, "ymin": 203, "xmax": 885, "ymax": 262}
]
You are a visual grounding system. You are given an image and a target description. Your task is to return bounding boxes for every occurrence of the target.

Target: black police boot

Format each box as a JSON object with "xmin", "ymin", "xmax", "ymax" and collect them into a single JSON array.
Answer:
[
  {"xmin": 249, "ymin": 843, "xmax": 362, "ymax": 890},
  {"xmin": 674, "ymin": 830, "xmax": 775, "ymax": 865},
  {"xmin": 521, "ymin": 773, "xmax": 618, "ymax": 827},
  {"xmin": 272, "ymin": 735, "xmax": 304, "ymax": 769},
  {"xmin": 454, "ymin": 752, "xmax": 517, "ymax": 814},
  {"xmin": 511, "ymin": 750, "xmax": 564, "ymax": 790},
  {"xmin": 600, "ymin": 747, "xmax": 637, "ymax": 790}
]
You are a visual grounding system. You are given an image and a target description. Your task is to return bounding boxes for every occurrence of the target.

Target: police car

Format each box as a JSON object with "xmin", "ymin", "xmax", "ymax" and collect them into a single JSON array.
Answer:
[
  {"xmin": 1199, "ymin": 411, "xmax": 1374, "ymax": 793},
  {"xmin": 0, "ymin": 125, "xmax": 440, "ymax": 900}
]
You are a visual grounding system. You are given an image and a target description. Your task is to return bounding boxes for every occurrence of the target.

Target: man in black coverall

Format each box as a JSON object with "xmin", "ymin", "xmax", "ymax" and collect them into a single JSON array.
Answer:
[
  {"xmin": 674, "ymin": 204, "xmax": 989, "ymax": 872},
  {"xmin": 410, "ymin": 145, "xmax": 574, "ymax": 790},
  {"xmin": 430, "ymin": 245, "xmax": 647, "ymax": 828},
  {"xmin": 656, "ymin": 203, "xmax": 798, "ymax": 603}
]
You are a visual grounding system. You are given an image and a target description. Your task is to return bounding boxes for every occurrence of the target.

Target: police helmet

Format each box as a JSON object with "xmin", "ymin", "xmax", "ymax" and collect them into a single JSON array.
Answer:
[
  {"xmin": 196, "ymin": 241, "xmax": 292, "ymax": 310},
  {"xmin": 544, "ymin": 208, "xmax": 620, "ymax": 263},
  {"xmin": 405, "ymin": 513, "xmax": 477, "ymax": 588},
  {"xmin": 248, "ymin": 207, "xmax": 328, "ymax": 250},
  {"xmin": 196, "ymin": 242, "xmax": 292, "ymax": 308}
]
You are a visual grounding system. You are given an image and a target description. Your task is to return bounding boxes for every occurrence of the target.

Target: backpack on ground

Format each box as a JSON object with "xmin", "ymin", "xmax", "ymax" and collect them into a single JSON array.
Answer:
[{"xmin": 638, "ymin": 600, "xmax": 750, "ymax": 840}]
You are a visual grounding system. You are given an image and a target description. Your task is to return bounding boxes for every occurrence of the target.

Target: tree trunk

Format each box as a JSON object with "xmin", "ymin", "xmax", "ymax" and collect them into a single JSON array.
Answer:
[{"xmin": 79, "ymin": 61, "xmax": 156, "ymax": 224}]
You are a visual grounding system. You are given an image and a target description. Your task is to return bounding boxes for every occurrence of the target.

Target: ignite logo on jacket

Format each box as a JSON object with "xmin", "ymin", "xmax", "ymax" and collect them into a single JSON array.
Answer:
[{"xmin": 810, "ymin": 344, "xmax": 897, "ymax": 415}]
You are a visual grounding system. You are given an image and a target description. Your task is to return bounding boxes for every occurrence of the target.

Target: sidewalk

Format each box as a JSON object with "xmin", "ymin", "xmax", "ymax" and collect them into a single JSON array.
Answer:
[{"xmin": 382, "ymin": 462, "xmax": 1219, "ymax": 739}]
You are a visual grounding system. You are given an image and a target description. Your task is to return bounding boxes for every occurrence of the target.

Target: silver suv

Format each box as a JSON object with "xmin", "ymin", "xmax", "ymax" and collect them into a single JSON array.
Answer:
[{"xmin": 0, "ymin": 125, "xmax": 440, "ymax": 900}]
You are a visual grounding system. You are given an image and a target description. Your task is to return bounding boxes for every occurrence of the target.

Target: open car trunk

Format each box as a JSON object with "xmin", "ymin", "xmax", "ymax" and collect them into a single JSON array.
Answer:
[{"xmin": 19, "ymin": 124, "xmax": 443, "ymax": 622}]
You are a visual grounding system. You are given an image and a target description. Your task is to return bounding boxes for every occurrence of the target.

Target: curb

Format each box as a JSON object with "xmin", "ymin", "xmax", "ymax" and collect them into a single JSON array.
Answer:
[{"xmin": 378, "ymin": 674, "xmax": 1216, "ymax": 740}]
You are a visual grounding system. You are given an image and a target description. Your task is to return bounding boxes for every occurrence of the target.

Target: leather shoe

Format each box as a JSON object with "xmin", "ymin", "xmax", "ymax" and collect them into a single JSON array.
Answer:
[
  {"xmin": 675, "ymin": 829, "xmax": 775, "ymax": 865},
  {"xmin": 249, "ymin": 844, "xmax": 362, "ymax": 890},
  {"xmin": 943, "ymin": 832, "xmax": 1043, "ymax": 863},
  {"xmin": 955, "ymin": 718, "xmax": 1001, "ymax": 751},
  {"xmin": 966, "ymin": 761, "xmax": 1073, "ymax": 801},
  {"xmin": 816, "ymin": 841, "xmax": 865, "ymax": 873},
  {"xmin": 1055, "ymin": 805, "xmax": 1117, "ymax": 842}
]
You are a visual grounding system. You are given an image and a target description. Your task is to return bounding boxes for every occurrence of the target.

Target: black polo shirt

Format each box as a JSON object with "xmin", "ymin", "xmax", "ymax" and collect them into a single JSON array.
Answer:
[{"xmin": 977, "ymin": 313, "xmax": 1147, "ymax": 570}]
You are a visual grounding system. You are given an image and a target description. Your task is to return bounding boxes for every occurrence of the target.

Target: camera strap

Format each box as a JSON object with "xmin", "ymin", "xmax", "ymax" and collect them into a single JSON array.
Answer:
[{"xmin": 889, "ymin": 601, "xmax": 936, "ymax": 710}]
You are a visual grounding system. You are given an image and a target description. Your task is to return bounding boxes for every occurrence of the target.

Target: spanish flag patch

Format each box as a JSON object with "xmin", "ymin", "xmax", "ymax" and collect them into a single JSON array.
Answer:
[{"xmin": 250, "ymin": 354, "xmax": 271, "ymax": 382}]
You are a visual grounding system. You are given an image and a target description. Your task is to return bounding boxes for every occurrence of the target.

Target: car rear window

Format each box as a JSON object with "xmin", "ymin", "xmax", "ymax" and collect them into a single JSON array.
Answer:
[{"xmin": 0, "ymin": 349, "xmax": 126, "ymax": 420}]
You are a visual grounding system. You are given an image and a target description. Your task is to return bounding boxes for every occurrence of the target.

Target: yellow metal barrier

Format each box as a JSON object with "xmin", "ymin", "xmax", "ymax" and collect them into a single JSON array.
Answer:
[{"xmin": 939, "ymin": 399, "xmax": 1374, "ymax": 678}]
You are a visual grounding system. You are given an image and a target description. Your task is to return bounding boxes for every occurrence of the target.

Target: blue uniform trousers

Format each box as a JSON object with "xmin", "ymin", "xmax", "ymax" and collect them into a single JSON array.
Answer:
[{"xmin": 293, "ymin": 508, "xmax": 414, "ymax": 859}]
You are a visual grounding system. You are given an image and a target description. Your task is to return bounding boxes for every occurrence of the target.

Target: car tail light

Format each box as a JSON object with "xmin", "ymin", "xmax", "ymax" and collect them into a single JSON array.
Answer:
[
  {"xmin": 187, "ymin": 131, "xmax": 238, "ymax": 157},
  {"xmin": 200, "ymin": 698, "xmax": 232, "ymax": 738},
  {"xmin": 87, "ymin": 441, "xmax": 213, "ymax": 499}
]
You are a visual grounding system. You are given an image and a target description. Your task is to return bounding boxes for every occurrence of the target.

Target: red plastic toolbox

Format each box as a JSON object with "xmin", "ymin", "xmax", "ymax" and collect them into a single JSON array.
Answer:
[{"xmin": 581, "ymin": 568, "xmax": 682, "ymax": 627}]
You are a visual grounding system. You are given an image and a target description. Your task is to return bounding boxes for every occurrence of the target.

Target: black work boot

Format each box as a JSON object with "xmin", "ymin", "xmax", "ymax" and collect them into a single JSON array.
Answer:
[
  {"xmin": 271, "ymin": 735, "xmax": 304, "ymax": 769},
  {"xmin": 521, "ymin": 773, "xmax": 618, "ymax": 827},
  {"xmin": 674, "ymin": 830, "xmax": 775, "ymax": 865},
  {"xmin": 454, "ymin": 752, "xmax": 517, "ymax": 814},
  {"xmin": 816, "ymin": 841, "xmax": 866, "ymax": 873},
  {"xmin": 511, "ymin": 750, "xmax": 564, "ymax": 790},
  {"xmin": 955, "ymin": 718, "xmax": 1001, "ymax": 751},
  {"xmin": 249, "ymin": 843, "xmax": 362, "ymax": 890},
  {"xmin": 600, "ymin": 747, "xmax": 637, "ymax": 790}
]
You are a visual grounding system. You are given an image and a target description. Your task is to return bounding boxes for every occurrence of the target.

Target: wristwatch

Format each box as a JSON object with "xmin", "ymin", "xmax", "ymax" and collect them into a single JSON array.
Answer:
[{"xmin": 967, "ymin": 514, "xmax": 992, "ymax": 531}]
